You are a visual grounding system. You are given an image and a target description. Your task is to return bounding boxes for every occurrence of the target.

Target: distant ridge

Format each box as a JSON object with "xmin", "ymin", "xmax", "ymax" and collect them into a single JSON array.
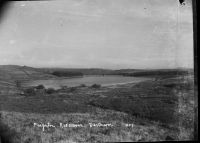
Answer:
[{"xmin": 0, "ymin": 65, "xmax": 193, "ymax": 80}]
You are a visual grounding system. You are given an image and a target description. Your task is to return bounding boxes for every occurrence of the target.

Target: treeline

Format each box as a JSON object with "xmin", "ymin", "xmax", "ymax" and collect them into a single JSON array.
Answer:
[
  {"xmin": 52, "ymin": 71, "xmax": 83, "ymax": 77},
  {"xmin": 39, "ymin": 68, "xmax": 114, "ymax": 75},
  {"xmin": 120, "ymin": 70, "xmax": 189, "ymax": 77}
]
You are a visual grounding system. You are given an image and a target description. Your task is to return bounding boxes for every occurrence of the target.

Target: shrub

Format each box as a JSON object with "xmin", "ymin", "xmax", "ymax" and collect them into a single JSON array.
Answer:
[
  {"xmin": 24, "ymin": 87, "xmax": 36, "ymax": 96},
  {"xmin": 60, "ymin": 86, "xmax": 68, "ymax": 90},
  {"xmin": 163, "ymin": 83, "xmax": 177, "ymax": 88},
  {"xmin": 35, "ymin": 84, "xmax": 45, "ymax": 89},
  {"xmin": 52, "ymin": 71, "xmax": 83, "ymax": 77},
  {"xmin": 80, "ymin": 84, "xmax": 86, "ymax": 87},
  {"xmin": 15, "ymin": 80, "xmax": 21, "ymax": 89},
  {"xmin": 69, "ymin": 87, "xmax": 77, "ymax": 92},
  {"xmin": 91, "ymin": 84, "xmax": 101, "ymax": 88},
  {"xmin": 46, "ymin": 88, "xmax": 56, "ymax": 94}
]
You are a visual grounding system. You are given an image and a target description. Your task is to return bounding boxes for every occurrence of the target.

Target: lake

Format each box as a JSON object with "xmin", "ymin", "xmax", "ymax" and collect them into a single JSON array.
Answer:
[{"xmin": 23, "ymin": 75, "xmax": 150, "ymax": 89}]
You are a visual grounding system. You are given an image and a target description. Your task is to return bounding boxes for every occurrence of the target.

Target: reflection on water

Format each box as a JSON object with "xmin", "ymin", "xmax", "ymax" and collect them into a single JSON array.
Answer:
[{"xmin": 23, "ymin": 75, "xmax": 149, "ymax": 89}]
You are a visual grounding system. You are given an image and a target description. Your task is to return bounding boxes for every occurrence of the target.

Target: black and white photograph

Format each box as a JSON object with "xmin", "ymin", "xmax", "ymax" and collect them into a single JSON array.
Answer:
[{"xmin": 0, "ymin": 0, "xmax": 197, "ymax": 142}]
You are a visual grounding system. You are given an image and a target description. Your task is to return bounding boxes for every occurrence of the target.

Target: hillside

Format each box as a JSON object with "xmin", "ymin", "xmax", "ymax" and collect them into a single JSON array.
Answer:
[
  {"xmin": 38, "ymin": 68, "xmax": 115, "ymax": 75},
  {"xmin": 0, "ymin": 65, "xmax": 55, "ymax": 81},
  {"xmin": 37, "ymin": 67, "xmax": 193, "ymax": 77},
  {"xmin": 0, "ymin": 65, "xmax": 195, "ymax": 142},
  {"xmin": 0, "ymin": 65, "xmax": 56, "ymax": 94}
]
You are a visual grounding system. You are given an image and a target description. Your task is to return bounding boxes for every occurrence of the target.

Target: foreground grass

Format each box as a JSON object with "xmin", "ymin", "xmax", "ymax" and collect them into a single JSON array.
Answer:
[
  {"xmin": 89, "ymin": 76, "xmax": 194, "ymax": 125},
  {"xmin": 0, "ymin": 74, "xmax": 195, "ymax": 142},
  {"xmin": 0, "ymin": 117, "xmax": 19, "ymax": 143},
  {"xmin": 0, "ymin": 108, "xmax": 178, "ymax": 143}
]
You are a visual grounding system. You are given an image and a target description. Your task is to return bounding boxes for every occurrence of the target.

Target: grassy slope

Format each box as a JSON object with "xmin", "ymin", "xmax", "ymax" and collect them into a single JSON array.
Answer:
[
  {"xmin": 0, "ymin": 65, "xmax": 56, "ymax": 95},
  {"xmin": 0, "ymin": 65, "xmax": 55, "ymax": 81},
  {"xmin": 0, "ymin": 77, "xmax": 195, "ymax": 142},
  {"xmin": 0, "ymin": 65, "xmax": 195, "ymax": 142},
  {"xmin": 0, "ymin": 108, "xmax": 178, "ymax": 143}
]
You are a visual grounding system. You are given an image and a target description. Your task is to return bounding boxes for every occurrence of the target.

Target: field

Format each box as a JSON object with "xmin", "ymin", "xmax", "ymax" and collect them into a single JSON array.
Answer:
[{"xmin": 0, "ymin": 65, "xmax": 195, "ymax": 142}]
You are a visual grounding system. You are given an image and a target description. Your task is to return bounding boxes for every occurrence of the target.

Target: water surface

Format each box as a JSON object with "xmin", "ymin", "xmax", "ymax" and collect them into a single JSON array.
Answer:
[{"xmin": 24, "ymin": 75, "xmax": 149, "ymax": 89}]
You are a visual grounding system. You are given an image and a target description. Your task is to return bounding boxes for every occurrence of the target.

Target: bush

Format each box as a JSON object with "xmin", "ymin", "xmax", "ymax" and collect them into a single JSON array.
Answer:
[
  {"xmin": 46, "ymin": 88, "xmax": 56, "ymax": 94},
  {"xmin": 35, "ymin": 84, "xmax": 45, "ymax": 89},
  {"xmin": 69, "ymin": 87, "xmax": 77, "ymax": 92},
  {"xmin": 15, "ymin": 80, "xmax": 21, "ymax": 89},
  {"xmin": 91, "ymin": 84, "xmax": 101, "ymax": 88},
  {"xmin": 80, "ymin": 84, "xmax": 86, "ymax": 87},
  {"xmin": 24, "ymin": 87, "xmax": 36, "ymax": 96},
  {"xmin": 60, "ymin": 86, "xmax": 68, "ymax": 90},
  {"xmin": 52, "ymin": 71, "xmax": 83, "ymax": 77},
  {"xmin": 163, "ymin": 83, "xmax": 177, "ymax": 88}
]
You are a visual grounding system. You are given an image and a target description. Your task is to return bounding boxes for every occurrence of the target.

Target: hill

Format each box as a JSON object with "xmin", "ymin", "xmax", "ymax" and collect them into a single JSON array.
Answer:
[
  {"xmin": 0, "ymin": 65, "xmax": 55, "ymax": 81},
  {"xmin": 38, "ymin": 68, "xmax": 115, "ymax": 75},
  {"xmin": 0, "ymin": 65, "xmax": 56, "ymax": 94}
]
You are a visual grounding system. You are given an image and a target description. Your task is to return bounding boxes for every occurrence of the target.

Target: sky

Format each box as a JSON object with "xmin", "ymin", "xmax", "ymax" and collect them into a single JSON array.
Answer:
[{"xmin": 0, "ymin": 0, "xmax": 194, "ymax": 69}]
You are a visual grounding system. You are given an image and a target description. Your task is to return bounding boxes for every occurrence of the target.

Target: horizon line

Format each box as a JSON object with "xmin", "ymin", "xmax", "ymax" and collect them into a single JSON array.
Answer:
[{"xmin": 0, "ymin": 64, "xmax": 193, "ymax": 70}]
